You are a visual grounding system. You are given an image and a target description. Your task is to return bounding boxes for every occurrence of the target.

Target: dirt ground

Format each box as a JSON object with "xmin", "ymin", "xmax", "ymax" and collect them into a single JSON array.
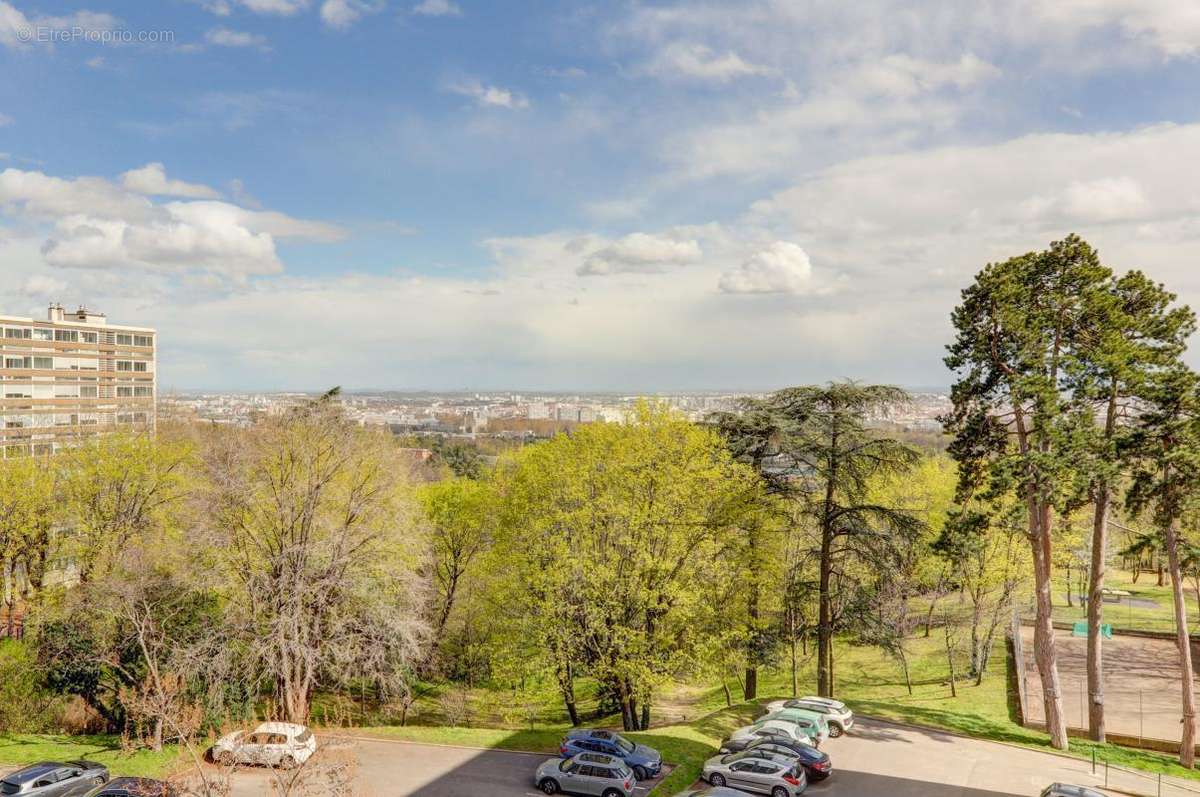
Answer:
[{"xmin": 1019, "ymin": 626, "xmax": 1200, "ymax": 745}]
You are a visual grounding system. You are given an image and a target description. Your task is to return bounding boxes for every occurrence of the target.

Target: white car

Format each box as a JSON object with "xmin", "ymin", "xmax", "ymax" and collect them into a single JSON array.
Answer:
[
  {"xmin": 212, "ymin": 722, "xmax": 317, "ymax": 768},
  {"xmin": 729, "ymin": 720, "xmax": 813, "ymax": 747},
  {"xmin": 765, "ymin": 696, "xmax": 854, "ymax": 737}
]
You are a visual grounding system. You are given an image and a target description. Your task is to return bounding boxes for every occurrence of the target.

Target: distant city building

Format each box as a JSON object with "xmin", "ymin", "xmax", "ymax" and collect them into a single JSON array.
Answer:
[
  {"xmin": 0, "ymin": 304, "xmax": 156, "ymax": 457},
  {"xmin": 527, "ymin": 402, "xmax": 549, "ymax": 419}
]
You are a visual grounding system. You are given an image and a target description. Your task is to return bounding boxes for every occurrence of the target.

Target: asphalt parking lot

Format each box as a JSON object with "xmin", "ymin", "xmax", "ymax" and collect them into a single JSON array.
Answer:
[
  {"xmin": 227, "ymin": 738, "xmax": 668, "ymax": 797},
  {"xmin": 224, "ymin": 716, "xmax": 1122, "ymax": 797}
]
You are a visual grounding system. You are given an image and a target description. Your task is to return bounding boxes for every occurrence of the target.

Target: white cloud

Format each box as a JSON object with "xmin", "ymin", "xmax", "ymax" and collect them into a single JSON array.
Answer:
[
  {"xmin": 412, "ymin": 0, "xmax": 461, "ymax": 17},
  {"xmin": 447, "ymin": 80, "xmax": 529, "ymax": 110},
  {"xmin": 85, "ymin": 55, "xmax": 106, "ymax": 69},
  {"xmin": 578, "ymin": 232, "xmax": 702, "ymax": 276},
  {"xmin": 236, "ymin": 0, "xmax": 310, "ymax": 14},
  {"xmin": 120, "ymin": 163, "xmax": 222, "ymax": 199},
  {"xmin": 0, "ymin": 2, "xmax": 119, "ymax": 50},
  {"xmin": 719, "ymin": 241, "xmax": 818, "ymax": 294},
  {"xmin": 204, "ymin": 27, "xmax": 269, "ymax": 49},
  {"xmin": 0, "ymin": 112, "xmax": 11, "ymax": 127},
  {"xmin": 20, "ymin": 274, "xmax": 66, "ymax": 297},
  {"xmin": 320, "ymin": 0, "xmax": 383, "ymax": 29},
  {"xmin": 644, "ymin": 42, "xmax": 773, "ymax": 83},
  {"xmin": 0, "ymin": 165, "xmax": 344, "ymax": 281}
]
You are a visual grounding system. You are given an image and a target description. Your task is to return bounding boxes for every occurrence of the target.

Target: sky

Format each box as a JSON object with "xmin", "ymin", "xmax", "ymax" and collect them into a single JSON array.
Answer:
[{"xmin": 3, "ymin": 1, "xmax": 1200, "ymax": 391}]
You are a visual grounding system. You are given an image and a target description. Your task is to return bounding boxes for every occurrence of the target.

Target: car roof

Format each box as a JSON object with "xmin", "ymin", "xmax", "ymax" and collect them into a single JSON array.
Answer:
[
  {"xmin": 1043, "ymin": 784, "xmax": 1107, "ymax": 797},
  {"xmin": 253, "ymin": 722, "xmax": 308, "ymax": 736},
  {"xmin": 6, "ymin": 763, "xmax": 62, "ymax": 784},
  {"xmin": 567, "ymin": 729, "xmax": 617, "ymax": 740},
  {"xmin": 570, "ymin": 752, "xmax": 620, "ymax": 767}
]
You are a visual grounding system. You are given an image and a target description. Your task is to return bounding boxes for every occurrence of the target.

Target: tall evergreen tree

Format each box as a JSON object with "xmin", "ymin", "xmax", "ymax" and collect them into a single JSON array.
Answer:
[
  {"xmin": 1071, "ymin": 270, "xmax": 1194, "ymax": 741},
  {"xmin": 716, "ymin": 382, "xmax": 922, "ymax": 698},
  {"xmin": 944, "ymin": 235, "xmax": 1110, "ymax": 749},
  {"xmin": 1126, "ymin": 365, "xmax": 1200, "ymax": 767}
]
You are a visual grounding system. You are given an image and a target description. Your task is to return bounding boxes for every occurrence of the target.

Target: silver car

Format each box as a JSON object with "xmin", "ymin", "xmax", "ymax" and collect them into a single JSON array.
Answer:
[
  {"xmin": 764, "ymin": 697, "xmax": 854, "ymax": 737},
  {"xmin": 702, "ymin": 751, "xmax": 807, "ymax": 797},
  {"xmin": 0, "ymin": 762, "xmax": 109, "ymax": 797},
  {"xmin": 534, "ymin": 753, "xmax": 636, "ymax": 797}
]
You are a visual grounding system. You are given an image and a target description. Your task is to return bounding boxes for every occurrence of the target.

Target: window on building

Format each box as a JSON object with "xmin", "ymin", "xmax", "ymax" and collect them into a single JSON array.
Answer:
[
  {"xmin": 33, "ymin": 357, "xmax": 53, "ymax": 369},
  {"xmin": 116, "ymin": 361, "xmax": 132, "ymax": 371},
  {"xmin": 79, "ymin": 386, "xmax": 98, "ymax": 398},
  {"xmin": 81, "ymin": 331, "xmax": 97, "ymax": 344},
  {"xmin": 54, "ymin": 330, "xmax": 78, "ymax": 342},
  {"xmin": 4, "ymin": 357, "xmax": 28, "ymax": 369},
  {"xmin": 134, "ymin": 335, "xmax": 153, "ymax": 347},
  {"xmin": 32, "ymin": 329, "xmax": 52, "ymax": 341},
  {"xmin": 117, "ymin": 386, "xmax": 133, "ymax": 397},
  {"xmin": 116, "ymin": 333, "xmax": 133, "ymax": 345},
  {"xmin": 133, "ymin": 361, "xmax": 148, "ymax": 372},
  {"xmin": 134, "ymin": 386, "xmax": 153, "ymax": 397},
  {"xmin": 4, "ymin": 327, "xmax": 31, "ymax": 339}
]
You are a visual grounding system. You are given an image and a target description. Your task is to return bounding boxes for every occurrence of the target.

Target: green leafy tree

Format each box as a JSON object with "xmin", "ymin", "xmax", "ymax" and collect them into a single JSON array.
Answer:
[
  {"xmin": 490, "ymin": 402, "xmax": 760, "ymax": 730},
  {"xmin": 944, "ymin": 235, "xmax": 1111, "ymax": 749}
]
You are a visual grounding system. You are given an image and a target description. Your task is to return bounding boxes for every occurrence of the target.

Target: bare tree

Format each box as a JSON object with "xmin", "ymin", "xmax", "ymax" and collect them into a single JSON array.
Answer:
[{"xmin": 197, "ymin": 391, "xmax": 429, "ymax": 723}]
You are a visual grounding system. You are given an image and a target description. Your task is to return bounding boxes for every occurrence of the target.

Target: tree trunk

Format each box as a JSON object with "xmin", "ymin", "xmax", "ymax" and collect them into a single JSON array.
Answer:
[
  {"xmin": 722, "ymin": 679, "xmax": 732, "ymax": 708},
  {"xmin": 790, "ymin": 632, "xmax": 798, "ymax": 698},
  {"xmin": 558, "ymin": 661, "xmax": 580, "ymax": 727},
  {"xmin": 1065, "ymin": 561, "xmax": 1074, "ymax": 608},
  {"xmin": 900, "ymin": 649, "xmax": 913, "ymax": 695},
  {"xmin": 817, "ymin": 523, "xmax": 833, "ymax": 696},
  {"xmin": 944, "ymin": 622, "xmax": 957, "ymax": 698},
  {"xmin": 1164, "ymin": 513, "xmax": 1196, "ymax": 768},
  {"xmin": 1087, "ymin": 483, "xmax": 1110, "ymax": 742},
  {"xmin": 745, "ymin": 575, "xmax": 759, "ymax": 700},
  {"xmin": 1031, "ymin": 500, "xmax": 1069, "ymax": 749}
]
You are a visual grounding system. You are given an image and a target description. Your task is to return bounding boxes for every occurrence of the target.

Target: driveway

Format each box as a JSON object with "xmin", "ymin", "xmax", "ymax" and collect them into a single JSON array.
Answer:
[
  {"xmin": 222, "ymin": 718, "xmax": 1127, "ymax": 797},
  {"xmin": 226, "ymin": 739, "xmax": 667, "ymax": 797}
]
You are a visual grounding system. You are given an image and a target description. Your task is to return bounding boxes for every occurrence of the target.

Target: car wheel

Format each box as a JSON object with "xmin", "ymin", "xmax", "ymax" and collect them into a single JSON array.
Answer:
[
  {"xmin": 216, "ymin": 751, "xmax": 235, "ymax": 767},
  {"xmin": 828, "ymin": 723, "xmax": 843, "ymax": 738},
  {"xmin": 772, "ymin": 787, "xmax": 789, "ymax": 797},
  {"xmin": 709, "ymin": 773, "xmax": 726, "ymax": 787},
  {"xmin": 539, "ymin": 778, "xmax": 559, "ymax": 794},
  {"xmin": 632, "ymin": 765, "xmax": 648, "ymax": 781},
  {"xmin": 602, "ymin": 790, "xmax": 622, "ymax": 797},
  {"xmin": 92, "ymin": 776, "xmax": 105, "ymax": 786},
  {"xmin": 279, "ymin": 755, "xmax": 296, "ymax": 770}
]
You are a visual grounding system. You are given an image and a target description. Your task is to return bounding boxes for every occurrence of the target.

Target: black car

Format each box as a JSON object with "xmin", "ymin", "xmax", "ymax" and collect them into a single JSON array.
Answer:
[
  {"xmin": 0, "ymin": 761, "xmax": 109, "ymax": 796},
  {"xmin": 735, "ymin": 739, "xmax": 832, "ymax": 781},
  {"xmin": 83, "ymin": 778, "xmax": 177, "ymax": 797}
]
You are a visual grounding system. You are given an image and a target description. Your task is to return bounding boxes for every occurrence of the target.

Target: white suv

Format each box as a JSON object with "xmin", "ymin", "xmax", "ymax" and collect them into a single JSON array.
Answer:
[
  {"xmin": 212, "ymin": 722, "xmax": 317, "ymax": 768},
  {"xmin": 764, "ymin": 697, "xmax": 854, "ymax": 737}
]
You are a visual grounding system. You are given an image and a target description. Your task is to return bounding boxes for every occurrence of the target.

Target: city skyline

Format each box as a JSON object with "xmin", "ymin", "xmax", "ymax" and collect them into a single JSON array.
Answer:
[{"xmin": 5, "ymin": 3, "xmax": 1200, "ymax": 389}]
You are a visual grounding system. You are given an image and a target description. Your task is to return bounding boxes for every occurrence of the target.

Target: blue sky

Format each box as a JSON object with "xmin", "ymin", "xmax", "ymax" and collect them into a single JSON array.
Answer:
[{"xmin": 3, "ymin": 1, "xmax": 1200, "ymax": 391}]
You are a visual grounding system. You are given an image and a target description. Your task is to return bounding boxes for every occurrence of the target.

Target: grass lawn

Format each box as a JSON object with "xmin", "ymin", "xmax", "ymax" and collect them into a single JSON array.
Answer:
[
  {"xmin": 1052, "ymin": 568, "xmax": 1200, "ymax": 635},
  {"xmin": 0, "ymin": 734, "xmax": 180, "ymax": 779}
]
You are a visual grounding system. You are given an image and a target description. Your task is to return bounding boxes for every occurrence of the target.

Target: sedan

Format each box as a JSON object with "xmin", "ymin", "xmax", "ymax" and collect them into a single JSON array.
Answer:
[
  {"xmin": 82, "ymin": 779, "xmax": 177, "ymax": 797},
  {"xmin": 0, "ymin": 761, "xmax": 109, "ymax": 797},
  {"xmin": 738, "ymin": 740, "xmax": 832, "ymax": 781},
  {"xmin": 534, "ymin": 752, "xmax": 636, "ymax": 797},
  {"xmin": 756, "ymin": 710, "xmax": 827, "ymax": 746},
  {"xmin": 211, "ymin": 722, "xmax": 316, "ymax": 768},
  {"xmin": 727, "ymin": 721, "xmax": 813, "ymax": 749},
  {"xmin": 702, "ymin": 753, "xmax": 807, "ymax": 797}
]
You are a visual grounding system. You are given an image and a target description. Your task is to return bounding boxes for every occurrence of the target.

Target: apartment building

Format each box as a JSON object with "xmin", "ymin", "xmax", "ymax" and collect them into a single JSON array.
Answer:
[{"xmin": 0, "ymin": 304, "xmax": 155, "ymax": 457}]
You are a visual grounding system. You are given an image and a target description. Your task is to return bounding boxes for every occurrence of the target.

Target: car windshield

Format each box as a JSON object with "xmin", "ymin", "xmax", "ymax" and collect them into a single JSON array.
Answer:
[
  {"xmin": 615, "ymin": 737, "xmax": 635, "ymax": 753},
  {"xmin": 1, "ymin": 781, "xmax": 19, "ymax": 796},
  {"xmin": 295, "ymin": 730, "xmax": 312, "ymax": 743},
  {"xmin": 616, "ymin": 767, "xmax": 631, "ymax": 780}
]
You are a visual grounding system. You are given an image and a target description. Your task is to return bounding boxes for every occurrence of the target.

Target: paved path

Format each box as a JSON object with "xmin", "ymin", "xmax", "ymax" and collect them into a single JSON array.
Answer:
[{"xmin": 220, "ymin": 718, "xmax": 1131, "ymax": 797}]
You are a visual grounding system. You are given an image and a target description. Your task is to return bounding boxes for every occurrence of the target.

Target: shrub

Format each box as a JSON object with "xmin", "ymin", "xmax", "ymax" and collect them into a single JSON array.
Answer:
[{"xmin": 0, "ymin": 638, "xmax": 60, "ymax": 732}]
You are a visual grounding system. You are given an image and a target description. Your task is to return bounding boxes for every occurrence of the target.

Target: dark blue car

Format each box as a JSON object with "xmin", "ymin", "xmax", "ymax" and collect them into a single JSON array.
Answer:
[{"xmin": 559, "ymin": 729, "xmax": 663, "ymax": 781}]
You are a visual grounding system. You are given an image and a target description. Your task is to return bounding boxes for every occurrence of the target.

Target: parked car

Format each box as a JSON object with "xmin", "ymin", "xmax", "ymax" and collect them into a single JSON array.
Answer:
[
  {"xmin": 534, "ymin": 752, "xmax": 636, "ymax": 797},
  {"xmin": 1040, "ymin": 786, "xmax": 1108, "ymax": 797},
  {"xmin": 211, "ymin": 722, "xmax": 317, "ymax": 768},
  {"xmin": 0, "ymin": 761, "xmax": 108, "ymax": 797},
  {"xmin": 755, "ymin": 710, "xmax": 827, "ymax": 746},
  {"xmin": 738, "ymin": 740, "xmax": 832, "ymax": 781},
  {"xmin": 723, "ymin": 722, "xmax": 814, "ymax": 752},
  {"xmin": 701, "ymin": 751, "xmax": 807, "ymax": 797},
  {"xmin": 560, "ymin": 729, "xmax": 662, "ymax": 780},
  {"xmin": 764, "ymin": 698, "xmax": 854, "ymax": 737},
  {"xmin": 82, "ymin": 779, "xmax": 177, "ymax": 797},
  {"xmin": 672, "ymin": 789, "xmax": 755, "ymax": 797}
]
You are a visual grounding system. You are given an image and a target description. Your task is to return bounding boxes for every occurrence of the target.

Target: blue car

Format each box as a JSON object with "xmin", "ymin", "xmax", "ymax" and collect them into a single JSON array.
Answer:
[{"xmin": 559, "ymin": 729, "xmax": 663, "ymax": 781}]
